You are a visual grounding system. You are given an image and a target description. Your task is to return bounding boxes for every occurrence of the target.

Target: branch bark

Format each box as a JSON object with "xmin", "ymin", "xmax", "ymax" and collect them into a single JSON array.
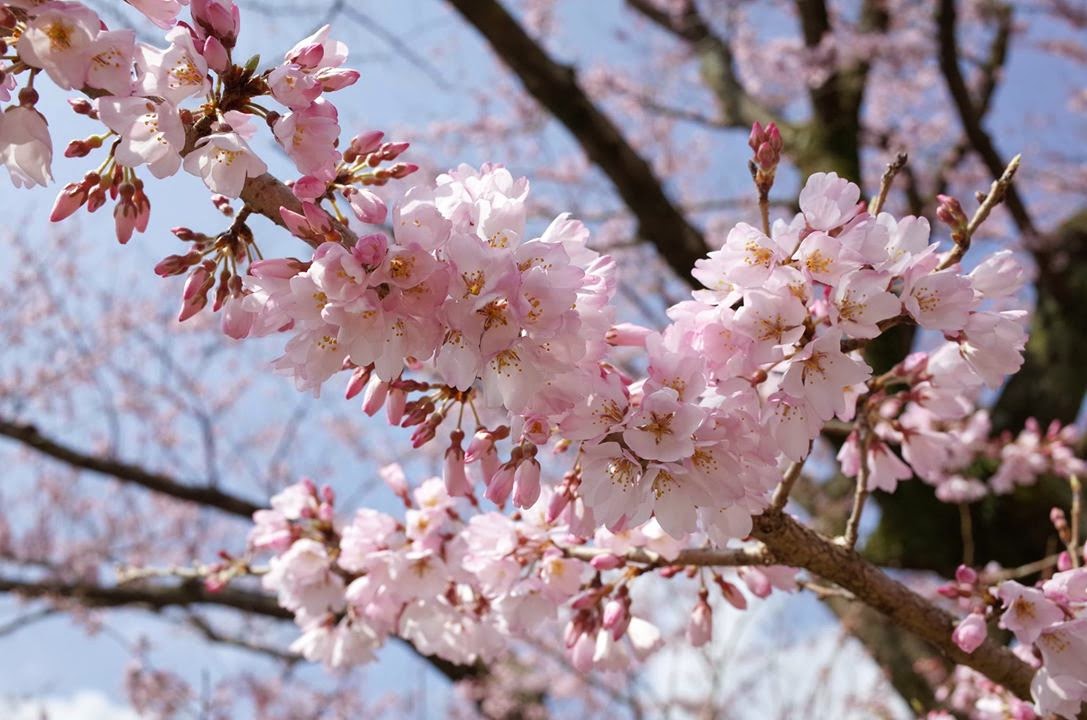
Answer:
[
  {"xmin": 625, "ymin": 0, "xmax": 781, "ymax": 129},
  {"xmin": 444, "ymin": 0, "xmax": 709, "ymax": 285},
  {"xmin": 935, "ymin": 0, "xmax": 1037, "ymax": 238},
  {"xmin": 751, "ymin": 509, "xmax": 1034, "ymax": 700},
  {"xmin": 0, "ymin": 416, "xmax": 262, "ymax": 518},
  {"xmin": 0, "ymin": 573, "xmax": 484, "ymax": 684}
]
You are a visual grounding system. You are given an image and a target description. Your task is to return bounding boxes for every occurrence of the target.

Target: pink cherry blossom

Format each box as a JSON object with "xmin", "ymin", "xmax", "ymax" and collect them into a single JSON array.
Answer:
[
  {"xmin": 98, "ymin": 98, "xmax": 186, "ymax": 179},
  {"xmin": 17, "ymin": 4, "xmax": 100, "ymax": 90},
  {"xmin": 137, "ymin": 26, "xmax": 211, "ymax": 104},
  {"xmin": 0, "ymin": 105, "xmax": 52, "ymax": 188},
  {"xmin": 996, "ymin": 581, "xmax": 1065, "ymax": 645},
  {"xmin": 183, "ymin": 131, "xmax": 268, "ymax": 197},
  {"xmin": 952, "ymin": 612, "xmax": 988, "ymax": 654},
  {"xmin": 830, "ymin": 269, "xmax": 901, "ymax": 339},
  {"xmin": 798, "ymin": 172, "xmax": 861, "ymax": 231}
]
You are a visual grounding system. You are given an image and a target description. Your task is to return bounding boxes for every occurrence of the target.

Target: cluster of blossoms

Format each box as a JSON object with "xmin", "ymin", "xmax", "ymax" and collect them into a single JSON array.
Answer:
[
  {"xmin": 234, "ymin": 166, "xmax": 1041, "ymax": 548},
  {"xmin": 2, "ymin": 0, "xmax": 411, "ymax": 320},
  {"xmin": 2, "ymin": 2, "xmax": 1083, "ymax": 716},
  {"xmin": 246, "ymin": 473, "xmax": 795, "ymax": 672},
  {"xmin": 946, "ymin": 554, "xmax": 1087, "ymax": 718}
]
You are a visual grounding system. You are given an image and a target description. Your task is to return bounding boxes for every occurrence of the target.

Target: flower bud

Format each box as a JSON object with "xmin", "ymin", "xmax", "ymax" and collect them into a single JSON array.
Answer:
[
  {"xmin": 484, "ymin": 464, "xmax": 515, "ymax": 506},
  {"xmin": 954, "ymin": 564, "xmax": 978, "ymax": 586},
  {"xmin": 714, "ymin": 577, "xmax": 748, "ymax": 610},
  {"xmin": 951, "ymin": 612, "xmax": 987, "ymax": 654},
  {"xmin": 686, "ymin": 595, "xmax": 713, "ymax": 647},
  {"xmin": 590, "ymin": 554, "xmax": 622, "ymax": 571},
  {"xmin": 362, "ymin": 379, "xmax": 389, "ymax": 416},
  {"xmin": 513, "ymin": 459, "xmax": 542, "ymax": 509}
]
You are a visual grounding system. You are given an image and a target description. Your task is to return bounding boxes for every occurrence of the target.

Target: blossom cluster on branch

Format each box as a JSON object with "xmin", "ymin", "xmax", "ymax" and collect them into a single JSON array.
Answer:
[{"xmin": 1, "ymin": 0, "xmax": 1085, "ymax": 717}]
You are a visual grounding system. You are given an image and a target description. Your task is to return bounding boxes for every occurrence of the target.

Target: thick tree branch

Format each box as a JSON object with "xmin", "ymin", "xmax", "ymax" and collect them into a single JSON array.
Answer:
[
  {"xmin": 445, "ymin": 0, "xmax": 708, "ymax": 285},
  {"xmin": 936, "ymin": 0, "xmax": 1037, "ymax": 238},
  {"xmin": 624, "ymin": 0, "xmax": 781, "ymax": 129},
  {"xmin": 0, "ymin": 416, "xmax": 262, "ymax": 518},
  {"xmin": 751, "ymin": 509, "xmax": 1034, "ymax": 700}
]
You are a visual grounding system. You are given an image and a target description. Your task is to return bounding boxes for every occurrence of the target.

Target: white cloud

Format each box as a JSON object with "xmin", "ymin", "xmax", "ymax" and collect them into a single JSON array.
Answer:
[{"xmin": 2, "ymin": 690, "xmax": 140, "ymax": 720}]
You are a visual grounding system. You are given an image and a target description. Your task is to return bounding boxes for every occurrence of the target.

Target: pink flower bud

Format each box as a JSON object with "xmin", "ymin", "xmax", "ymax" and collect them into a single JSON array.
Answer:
[
  {"xmin": 464, "ymin": 430, "xmax": 495, "ymax": 464},
  {"xmin": 739, "ymin": 567, "xmax": 772, "ymax": 598},
  {"xmin": 292, "ymin": 175, "xmax": 327, "ymax": 201},
  {"xmin": 479, "ymin": 445, "xmax": 500, "ymax": 485},
  {"xmin": 345, "ymin": 188, "xmax": 387, "ymax": 224},
  {"xmin": 935, "ymin": 194, "xmax": 968, "ymax": 231},
  {"xmin": 686, "ymin": 596, "xmax": 713, "ymax": 647},
  {"xmin": 484, "ymin": 465, "xmax": 515, "ymax": 506},
  {"xmin": 220, "ymin": 297, "xmax": 254, "ymax": 339},
  {"xmin": 955, "ymin": 565, "xmax": 978, "ymax": 586},
  {"xmin": 443, "ymin": 448, "xmax": 472, "ymax": 498},
  {"xmin": 605, "ymin": 322, "xmax": 653, "ymax": 347},
  {"xmin": 952, "ymin": 612, "xmax": 987, "ymax": 654},
  {"xmin": 348, "ymin": 131, "xmax": 384, "ymax": 159},
  {"xmin": 318, "ymin": 68, "xmax": 360, "ymax": 91},
  {"xmin": 1057, "ymin": 551, "xmax": 1073, "ymax": 572},
  {"xmin": 715, "ymin": 578, "xmax": 748, "ymax": 610},
  {"xmin": 513, "ymin": 459, "xmax": 542, "ymax": 509},
  {"xmin": 379, "ymin": 141, "xmax": 410, "ymax": 161},
  {"xmin": 352, "ymin": 232, "xmax": 388, "ymax": 267},
  {"xmin": 748, "ymin": 121, "xmax": 764, "ymax": 152},
  {"xmin": 569, "ymin": 631, "xmax": 596, "ymax": 673},
  {"xmin": 362, "ymin": 380, "xmax": 389, "ymax": 416},
  {"xmin": 588, "ymin": 554, "xmax": 620, "ymax": 572},
  {"xmin": 386, "ymin": 387, "xmax": 407, "ymax": 425},
  {"xmin": 602, "ymin": 598, "xmax": 628, "ymax": 634},
  {"xmin": 344, "ymin": 366, "xmax": 371, "ymax": 399},
  {"xmin": 50, "ymin": 182, "xmax": 88, "ymax": 222},
  {"xmin": 547, "ymin": 490, "xmax": 571, "ymax": 524},
  {"xmin": 192, "ymin": 0, "xmax": 240, "ymax": 43},
  {"xmin": 202, "ymin": 36, "xmax": 229, "ymax": 72}
]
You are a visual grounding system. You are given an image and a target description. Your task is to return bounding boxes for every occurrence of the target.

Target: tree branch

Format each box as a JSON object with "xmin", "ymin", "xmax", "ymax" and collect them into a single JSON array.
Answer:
[
  {"xmin": 444, "ymin": 0, "xmax": 708, "ymax": 285},
  {"xmin": 624, "ymin": 0, "xmax": 781, "ymax": 129},
  {"xmin": 935, "ymin": 0, "xmax": 1037, "ymax": 238},
  {"xmin": 0, "ymin": 573, "xmax": 484, "ymax": 685},
  {"xmin": 751, "ymin": 509, "xmax": 1034, "ymax": 700},
  {"xmin": 0, "ymin": 416, "xmax": 262, "ymax": 518}
]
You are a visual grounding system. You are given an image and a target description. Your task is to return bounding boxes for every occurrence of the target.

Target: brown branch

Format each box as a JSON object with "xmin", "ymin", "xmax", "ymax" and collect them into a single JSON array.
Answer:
[
  {"xmin": 936, "ymin": 0, "xmax": 1037, "ymax": 238},
  {"xmin": 562, "ymin": 544, "xmax": 774, "ymax": 568},
  {"xmin": 0, "ymin": 416, "xmax": 262, "ymax": 518},
  {"xmin": 444, "ymin": 0, "xmax": 709, "ymax": 285},
  {"xmin": 0, "ymin": 574, "xmax": 484, "ymax": 684},
  {"xmin": 750, "ymin": 509, "xmax": 1034, "ymax": 700},
  {"xmin": 181, "ymin": 116, "xmax": 353, "ymax": 250},
  {"xmin": 624, "ymin": 0, "xmax": 781, "ymax": 128}
]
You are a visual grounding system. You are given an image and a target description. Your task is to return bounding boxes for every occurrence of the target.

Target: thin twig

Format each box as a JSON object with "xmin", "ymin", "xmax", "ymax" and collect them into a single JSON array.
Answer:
[
  {"xmin": 983, "ymin": 553, "xmax": 1063, "ymax": 583},
  {"xmin": 868, "ymin": 152, "xmax": 908, "ymax": 215},
  {"xmin": 843, "ymin": 431, "xmax": 872, "ymax": 550},
  {"xmin": 1069, "ymin": 474, "xmax": 1082, "ymax": 568},
  {"xmin": 770, "ymin": 459, "xmax": 808, "ymax": 512},
  {"xmin": 959, "ymin": 503, "xmax": 975, "ymax": 567},
  {"xmin": 937, "ymin": 154, "xmax": 1022, "ymax": 270}
]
